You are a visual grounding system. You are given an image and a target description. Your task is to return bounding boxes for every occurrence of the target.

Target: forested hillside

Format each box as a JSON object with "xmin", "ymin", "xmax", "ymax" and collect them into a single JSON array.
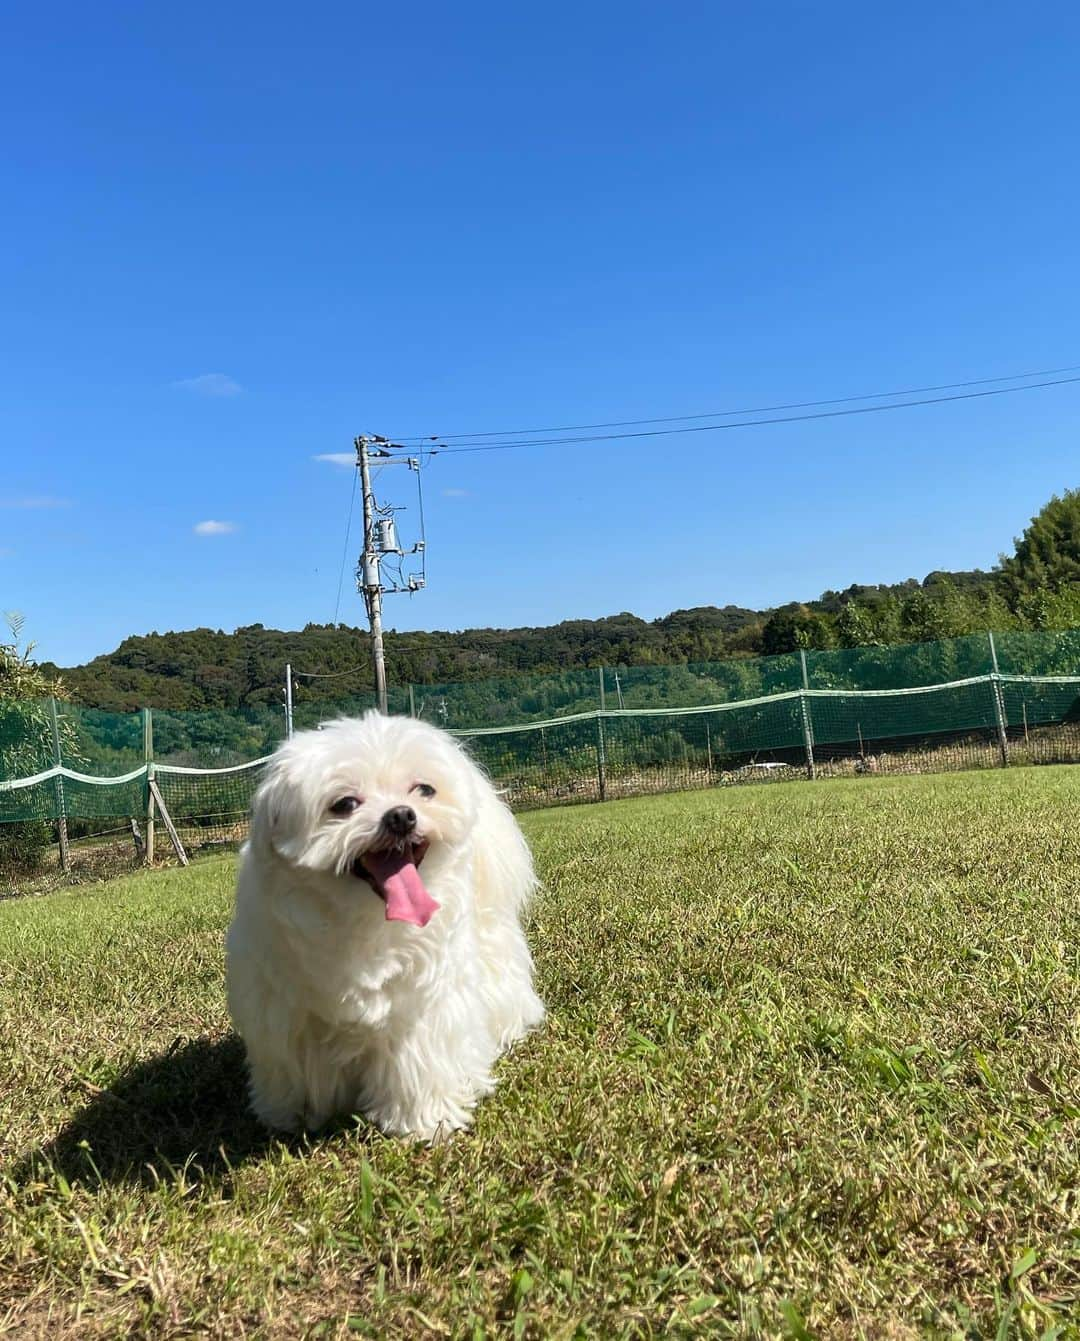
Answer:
[{"xmin": 38, "ymin": 490, "xmax": 1080, "ymax": 713}]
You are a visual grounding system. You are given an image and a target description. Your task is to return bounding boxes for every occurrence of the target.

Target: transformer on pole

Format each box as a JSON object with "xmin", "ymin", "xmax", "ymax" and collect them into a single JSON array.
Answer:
[{"xmin": 353, "ymin": 435, "xmax": 428, "ymax": 713}]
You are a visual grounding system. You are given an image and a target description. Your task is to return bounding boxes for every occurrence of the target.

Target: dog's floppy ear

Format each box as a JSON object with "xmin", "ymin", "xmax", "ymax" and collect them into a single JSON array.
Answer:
[
  {"xmin": 249, "ymin": 757, "xmax": 306, "ymax": 858},
  {"xmin": 248, "ymin": 767, "xmax": 279, "ymax": 853}
]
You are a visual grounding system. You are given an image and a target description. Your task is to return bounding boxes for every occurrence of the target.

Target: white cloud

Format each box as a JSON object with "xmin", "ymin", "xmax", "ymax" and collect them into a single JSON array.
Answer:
[
  {"xmin": 313, "ymin": 453, "xmax": 356, "ymax": 467},
  {"xmin": 442, "ymin": 487, "xmax": 470, "ymax": 498},
  {"xmin": 0, "ymin": 495, "xmax": 72, "ymax": 509},
  {"xmin": 174, "ymin": 373, "xmax": 244, "ymax": 397},
  {"xmin": 193, "ymin": 519, "xmax": 237, "ymax": 536}
]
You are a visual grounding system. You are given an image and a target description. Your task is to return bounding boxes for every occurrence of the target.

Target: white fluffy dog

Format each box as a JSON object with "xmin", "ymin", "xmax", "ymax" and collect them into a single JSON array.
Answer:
[{"xmin": 226, "ymin": 713, "xmax": 544, "ymax": 1140}]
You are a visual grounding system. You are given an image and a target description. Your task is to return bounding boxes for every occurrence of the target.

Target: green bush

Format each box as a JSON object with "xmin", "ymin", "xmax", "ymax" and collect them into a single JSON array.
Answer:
[{"xmin": 0, "ymin": 820, "xmax": 52, "ymax": 876}]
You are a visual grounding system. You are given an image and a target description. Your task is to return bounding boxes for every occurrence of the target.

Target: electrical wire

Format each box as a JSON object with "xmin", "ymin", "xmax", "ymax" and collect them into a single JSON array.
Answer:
[
  {"xmin": 391, "ymin": 360, "xmax": 1080, "ymax": 445},
  {"xmin": 332, "ymin": 467, "xmax": 359, "ymax": 625},
  {"xmin": 293, "ymin": 663, "xmax": 370, "ymax": 679},
  {"xmin": 284, "ymin": 626, "xmax": 513, "ymax": 651},
  {"xmin": 420, "ymin": 373, "xmax": 1080, "ymax": 455}
]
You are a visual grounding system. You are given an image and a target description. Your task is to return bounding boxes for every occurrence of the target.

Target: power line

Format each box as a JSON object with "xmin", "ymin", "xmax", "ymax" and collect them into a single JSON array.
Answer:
[
  {"xmin": 400, "ymin": 361, "xmax": 1080, "ymax": 444},
  {"xmin": 421, "ymin": 373, "xmax": 1080, "ymax": 455},
  {"xmin": 275, "ymin": 626, "xmax": 526, "ymax": 650},
  {"xmin": 390, "ymin": 360, "xmax": 1080, "ymax": 446},
  {"xmin": 332, "ymin": 466, "xmax": 359, "ymax": 625},
  {"xmin": 293, "ymin": 662, "xmax": 370, "ymax": 679}
]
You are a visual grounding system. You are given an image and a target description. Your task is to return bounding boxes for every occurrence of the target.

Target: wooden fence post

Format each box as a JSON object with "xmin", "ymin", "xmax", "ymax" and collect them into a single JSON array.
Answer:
[
  {"xmin": 799, "ymin": 650, "xmax": 816, "ymax": 781},
  {"xmin": 987, "ymin": 632, "xmax": 1010, "ymax": 768},
  {"xmin": 143, "ymin": 707, "xmax": 155, "ymax": 863},
  {"xmin": 48, "ymin": 698, "xmax": 70, "ymax": 872}
]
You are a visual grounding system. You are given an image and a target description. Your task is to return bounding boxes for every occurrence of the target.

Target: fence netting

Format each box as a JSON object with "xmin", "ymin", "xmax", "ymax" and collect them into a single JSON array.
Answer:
[{"xmin": 3, "ymin": 631, "xmax": 1080, "ymax": 890}]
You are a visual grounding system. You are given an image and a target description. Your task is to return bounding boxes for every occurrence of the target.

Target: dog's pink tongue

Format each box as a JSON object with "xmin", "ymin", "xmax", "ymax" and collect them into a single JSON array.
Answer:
[{"xmin": 364, "ymin": 850, "xmax": 440, "ymax": 927}]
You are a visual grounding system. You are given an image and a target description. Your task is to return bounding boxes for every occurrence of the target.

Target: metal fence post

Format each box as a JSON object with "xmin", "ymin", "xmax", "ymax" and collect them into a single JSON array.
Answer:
[
  {"xmin": 143, "ymin": 707, "xmax": 155, "ymax": 864},
  {"xmin": 987, "ymin": 631, "xmax": 1010, "ymax": 767},
  {"xmin": 596, "ymin": 713, "xmax": 608, "ymax": 801},
  {"xmin": 799, "ymin": 650, "xmax": 816, "ymax": 780},
  {"xmin": 598, "ymin": 666, "xmax": 607, "ymax": 712},
  {"xmin": 408, "ymin": 684, "xmax": 416, "ymax": 718},
  {"xmin": 48, "ymin": 698, "xmax": 70, "ymax": 872}
]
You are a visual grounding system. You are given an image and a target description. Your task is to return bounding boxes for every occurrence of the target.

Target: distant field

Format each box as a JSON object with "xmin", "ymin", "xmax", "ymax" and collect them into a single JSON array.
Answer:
[{"xmin": 2, "ymin": 769, "xmax": 1079, "ymax": 1338}]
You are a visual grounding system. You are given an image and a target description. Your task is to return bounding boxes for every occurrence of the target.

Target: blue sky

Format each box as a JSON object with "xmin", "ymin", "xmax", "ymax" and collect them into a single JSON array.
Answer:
[{"xmin": 2, "ymin": 2, "xmax": 1079, "ymax": 668}]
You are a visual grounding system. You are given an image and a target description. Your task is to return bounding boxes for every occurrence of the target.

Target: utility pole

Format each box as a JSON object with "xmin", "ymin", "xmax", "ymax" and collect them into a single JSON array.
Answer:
[
  {"xmin": 352, "ymin": 435, "xmax": 427, "ymax": 715},
  {"xmin": 356, "ymin": 436, "xmax": 389, "ymax": 713},
  {"xmin": 284, "ymin": 662, "xmax": 294, "ymax": 738}
]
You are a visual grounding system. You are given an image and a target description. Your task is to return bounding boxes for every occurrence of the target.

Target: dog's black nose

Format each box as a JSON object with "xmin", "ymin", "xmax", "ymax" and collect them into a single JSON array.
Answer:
[{"xmin": 383, "ymin": 805, "xmax": 417, "ymax": 836}]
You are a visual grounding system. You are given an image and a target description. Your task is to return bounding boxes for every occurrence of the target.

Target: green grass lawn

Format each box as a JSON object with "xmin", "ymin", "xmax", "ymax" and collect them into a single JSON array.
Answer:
[{"xmin": 2, "ymin": 768, "xmax": 1080, "ymax": 1339}]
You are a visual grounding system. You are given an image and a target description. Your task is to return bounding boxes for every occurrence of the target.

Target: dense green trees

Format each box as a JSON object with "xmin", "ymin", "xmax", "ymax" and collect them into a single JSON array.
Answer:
[
  {"xmin": 998, "ymin": 488, "xmax": 1080, "ymax": 607},
  {"xmin": 28, "ymin": 489, "xmax": 1080, "ymax": 715}
]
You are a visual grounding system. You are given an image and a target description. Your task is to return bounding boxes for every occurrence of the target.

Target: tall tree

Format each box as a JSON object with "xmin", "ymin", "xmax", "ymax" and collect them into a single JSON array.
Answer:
[
  {"xmin": 760, "ymin": 606, "xmax": 835, "ymax": 655},
  {"xmin": 998, "ymin": 489, "xmax": 1080, "ymax": 604}
]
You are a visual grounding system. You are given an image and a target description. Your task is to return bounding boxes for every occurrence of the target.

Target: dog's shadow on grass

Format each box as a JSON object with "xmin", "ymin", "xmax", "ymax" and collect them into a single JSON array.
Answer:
[{"xmin": 17, "ymin": 1033, "xmax": 342, "ymax": 1191}]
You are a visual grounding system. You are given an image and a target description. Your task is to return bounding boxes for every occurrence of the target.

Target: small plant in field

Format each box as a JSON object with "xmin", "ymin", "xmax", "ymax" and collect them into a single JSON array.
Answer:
[{"xmin": 0, "ymin": 614, "xmax": 83, "ymax": 873}]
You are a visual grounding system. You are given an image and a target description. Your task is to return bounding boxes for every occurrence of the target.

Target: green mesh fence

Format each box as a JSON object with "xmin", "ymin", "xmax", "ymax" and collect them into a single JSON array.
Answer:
[
  {"xmin": 4, "ymin": 631, "xmax": 1080, "ymax": 888},
  {"xmin": 403, "ymin": 634, "xmax": 1006, "ymax": 726},
  {"xmin": 406, "ymin": 656, "xmax": 808, "ymax": 726}
]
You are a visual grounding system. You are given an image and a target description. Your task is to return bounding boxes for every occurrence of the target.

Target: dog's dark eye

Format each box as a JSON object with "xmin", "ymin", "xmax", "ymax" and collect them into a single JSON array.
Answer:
[
  {"xmin": 410, "ymin": 782, "xmax": 436, "ymax": 799},
  {"xmin": 330, "ymin": 795, "xmax": 363, "ymax": 816}
]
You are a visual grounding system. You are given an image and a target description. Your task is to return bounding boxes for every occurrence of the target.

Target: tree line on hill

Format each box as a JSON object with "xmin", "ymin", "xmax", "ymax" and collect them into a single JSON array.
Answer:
[
  {"xmin": 4, "ymin": 488, "xmax": 1078, "ymax": 874},
  {"xmin": 23, "ymin": 487, "xmax": 1080, "ymax": 718}
]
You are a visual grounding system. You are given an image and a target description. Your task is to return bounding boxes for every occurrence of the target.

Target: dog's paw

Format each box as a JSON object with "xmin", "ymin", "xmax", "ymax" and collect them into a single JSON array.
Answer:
[
  {"xmin": 248, "ymin": 1080, "xmax": 306, "ymax": 1133},
  {"xmin": 370, "ymin": 1096, "xmax": 475, "ymax": 1144},
  {"xmin": 497, "ymin": 990, "xmax": 546, "ymax": 1050},
  {"xmin": 252, "ymin": 1100, "xmax": 303, "ymax": 1133}
]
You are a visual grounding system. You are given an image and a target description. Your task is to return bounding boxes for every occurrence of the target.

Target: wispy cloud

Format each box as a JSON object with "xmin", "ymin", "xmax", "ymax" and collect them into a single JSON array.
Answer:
[
  {"xmin": 0, "ymin": 547, "xmax": 13, "ymax": 558},
  {"xmin": 313, "ymin": 453, "xmax": 356, "ymax": 467},
  {"xmin": 174, "ymin": 373, "xmax": 244, "ymax": 397},
  {"xmin": 0, "ymin": 495, "xmax": 72, "ymax": 509},
  {"xmin": 193, "ymin": 519, "xmax": 237, "ymax": 536},
  {"xmin": 442, "ymin": 487, "xmax": 470, "ymax": 498}
]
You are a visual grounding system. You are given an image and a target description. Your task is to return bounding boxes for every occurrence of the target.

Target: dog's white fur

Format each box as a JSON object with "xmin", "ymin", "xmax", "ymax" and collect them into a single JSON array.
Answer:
[{"xmin": 226, "ymin": 713, "xmax": 544, "ymax": 1140}]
